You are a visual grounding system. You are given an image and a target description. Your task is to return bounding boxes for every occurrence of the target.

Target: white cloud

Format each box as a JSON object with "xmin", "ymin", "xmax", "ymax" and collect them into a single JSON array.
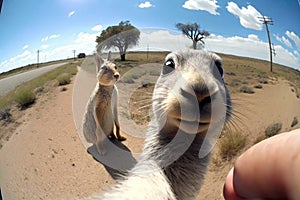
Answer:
[
  {"xmin": 274, "ymin": 34, "xmax": 293, "ymax": 48},
  {"xmin": 41, "ymin": 45, "xmax": 49, "ymax": 49},
  {"xmin": 2, "ymin": 29, "xmax": 300, "ymax": 74},
  {"xmin": 286, "ymin": 31, "xmax": 300, "ymax": 50},
  {"xmin": 248, "ymin": 34, "xmax": 259, "ymax": 41},
  {"xmin": 91, "ymin": 24, "xmax": 103, "ymax": 32},
  {"xmin": 132, "ymin": 29, "xmax": 300, "ymax": 70},
  {"xmin": 49, "ymin": 34, "xmax": 60, "ymax": 40},
  {"xmin": 23, "ymin": 45, "xmax": 29, "ymax": 50},
  {"xmin": 75, "ymin": 32, "xmax": 99, "ymax": 45},
  {"xmin": 0, "ymin": 50, "xmax": 35, "ymax": 73},
  {"xmin": 138, "ymin": 1, "xmax": 153, "ymax": 8},
  {"xmin": 68, "ymin": 11, "xmax": 75, "ymax": 17},
  {"xmin": 226, "ymin": 2, "xmax": 263, "ymax": 30},
  {"xmin": 41, "ymin": 34, "xmax": 61, "ymax": 42},
  {"xmin": 132, "ymin": 29, "xmax": 191, "ymax": 51},
  {"xmin": 206, "ymin": 34, "xmax": 299, "ymax": 69},
  {"xmin": 274, "ymin": 34, "xmax": 282, "ymax": 43},
  {"xmin": 182, "ymin": 0, "xmax": 220, "ymax": 15},
  {"xmin": 282, "ymin": 36, "xmax": 292, "ymax": 48}
]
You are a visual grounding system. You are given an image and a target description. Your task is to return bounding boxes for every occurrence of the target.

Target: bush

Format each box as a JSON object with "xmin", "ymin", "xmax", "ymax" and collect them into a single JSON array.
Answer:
[
  {"xmin": 0, "ymin": 107, "xmax": 12, "ymax": 122},
  {"xmin": 265, "ymin": 122, "xmax": 282, "ymax": 137},
  {"xmin": 239, "ymin": 85, "xmax": 255, "ymax": 94},
  {"xmin": 219, "ymin": 132, "xmax": 246, "ymax": 160},
  {"xmin": 229, "ymin": 79, "xmax": 241, "ymax": 87},
  {"xmin": 291, "ymin": 117, "xmax": 298, "ymax": 128},
  {"xmin": 14, "ymin": 89, "xmax": 36, "ymax": 109},
  {"xmin": 57, "ymin": 73, "xmax": 71, "ymax": 86},
  {"xmin": 259, "ymin": 78, "xmax": 269, "ymax": 84},
  {"xmin": 254, "ymin": 84, "xmax": 263, "ymax": 89}
]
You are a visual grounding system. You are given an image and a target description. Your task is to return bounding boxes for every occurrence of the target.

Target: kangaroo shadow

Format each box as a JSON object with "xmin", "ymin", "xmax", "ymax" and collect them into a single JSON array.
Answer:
[{"xmin": 87, "ymin": 139, "xmax": 137, "ymax": 180}]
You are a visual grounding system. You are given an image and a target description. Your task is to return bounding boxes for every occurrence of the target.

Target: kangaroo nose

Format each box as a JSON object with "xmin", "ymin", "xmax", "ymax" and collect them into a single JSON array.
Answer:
[{"xmin": 114, "ymin": 73, "xmax": 120, "ymax": 80}]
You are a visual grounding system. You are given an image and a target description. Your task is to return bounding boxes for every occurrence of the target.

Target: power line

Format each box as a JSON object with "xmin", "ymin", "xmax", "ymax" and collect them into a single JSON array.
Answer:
[{"xmin": 259, "ymin": 16, "xmax": 275, "ymax": 72}]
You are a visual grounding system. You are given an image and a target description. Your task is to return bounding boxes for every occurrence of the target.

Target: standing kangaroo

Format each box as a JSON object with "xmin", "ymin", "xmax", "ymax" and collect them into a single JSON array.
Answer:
[{"xmin": 82, "ymin": 52, "xmax": 126, "ymax": 155}]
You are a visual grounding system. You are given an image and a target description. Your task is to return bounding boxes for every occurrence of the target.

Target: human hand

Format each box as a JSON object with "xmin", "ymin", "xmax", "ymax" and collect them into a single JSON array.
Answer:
[{"xmin": 223, "ymin": 129, "xmax": 300, "ymax": 199}]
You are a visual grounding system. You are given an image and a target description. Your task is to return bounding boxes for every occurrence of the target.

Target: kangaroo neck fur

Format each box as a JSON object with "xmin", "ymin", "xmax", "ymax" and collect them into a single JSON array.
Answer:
[
  {"xmin": 95, "ymin": 83, "xmax": 114, "ymax": 105},
  {"xmin": 140, "ymin": 123, "xmax": 211, "ymax": 200}
]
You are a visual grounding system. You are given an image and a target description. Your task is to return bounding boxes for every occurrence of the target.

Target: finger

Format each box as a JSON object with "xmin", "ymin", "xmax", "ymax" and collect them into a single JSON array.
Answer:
[
  {"xmin": 231, "ymin": 129, "xmax": 300, "ymax": 199},
  {"xmin": 223, "ymin": 168, "xmax": 245, "ymax": 200}
]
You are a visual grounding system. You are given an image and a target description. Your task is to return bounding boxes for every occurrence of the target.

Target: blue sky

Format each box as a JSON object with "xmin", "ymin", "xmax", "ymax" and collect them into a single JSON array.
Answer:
[{"xmin": 0, "ymin": 0, "xmax": 300, "ymax": 73}]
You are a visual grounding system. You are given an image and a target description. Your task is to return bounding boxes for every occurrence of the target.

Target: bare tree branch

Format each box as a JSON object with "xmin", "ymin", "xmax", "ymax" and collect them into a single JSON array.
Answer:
[{"xmin": 176, "ymin": 22, "xmax": 210, "ymax": 49}]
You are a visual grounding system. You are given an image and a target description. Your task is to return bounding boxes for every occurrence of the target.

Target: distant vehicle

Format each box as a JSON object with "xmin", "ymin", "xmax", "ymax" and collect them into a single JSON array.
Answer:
[{"xmin": 77, "ymin": 53, "xmax": 86, "ymax": 59}]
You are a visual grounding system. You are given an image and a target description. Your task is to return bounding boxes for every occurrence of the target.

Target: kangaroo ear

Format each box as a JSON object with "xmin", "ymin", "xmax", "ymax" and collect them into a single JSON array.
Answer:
[{"xmin": 94, "ymin": 53, "xmax": 104, "ymax": 72}]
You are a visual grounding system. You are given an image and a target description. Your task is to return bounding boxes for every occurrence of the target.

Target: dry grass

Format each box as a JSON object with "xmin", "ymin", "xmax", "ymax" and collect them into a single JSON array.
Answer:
[
  {"xmin": 239, "ymin": 85, "xmax": 255, "ymax": 94},
  {"xmin": 57, "ymin": 73, "xmax": 72, "ymax": 86},
  {"xmin": 14, "ymin": 89, "xmax": 36, "ymax": 109},
  {"xmin": 129, "ymin": 84, "xmax": 155, "ymax": 125},
  {"xmin": 219, "ymin": 131, "xmax": 247, "ymax": 160},
  {"xmin": 265, "ymin": 122, "xmax": 282, "ymax": 137}
]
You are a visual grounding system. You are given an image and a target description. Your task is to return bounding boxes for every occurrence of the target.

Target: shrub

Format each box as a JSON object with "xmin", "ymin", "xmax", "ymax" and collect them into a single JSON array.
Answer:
[
  {"xmin": 259, "ymin": 78, "xmax": 269, "ymax": 84},
  {"xmin": 254, "ymin": 84, "xmax": 263, "ymax": 89},
  {"xmin": 57, "ymin": 73, "xmax": 71, "ymax": 86},
  {"xmin": 291, "ymin": 117, "xmax": 298, "ymax": 128},
  {"xmin": 265, "ymin": 122, "xmax": 282, "ymax": 137},
  {"xmin": 239, "ymin": 85, "xmax": 255, "ymax": 94},
  {"xmin": 0, "ymin": 107, "xmax": 12, "ymax": 122},
  {"xmin": 226, "ymin": 72, "xmax": 236, "ymax": 76},
  {"xmin": 34, "ymin": 86, "xmax": 44, "ymax": 94},
  {"xmin": 219, "ymin": 132, "xmax": 246, "ymax": 160},
  {"xmin": 229, "ymin": 79, "xmax": 240, "ymax": 87},
  {"xmin": 14, "ymin": 89, "xmax": 36, "ymax": 109},
  {"xmin": 60, "ymin": 87, "xmax": 68, "ymax": 92}
]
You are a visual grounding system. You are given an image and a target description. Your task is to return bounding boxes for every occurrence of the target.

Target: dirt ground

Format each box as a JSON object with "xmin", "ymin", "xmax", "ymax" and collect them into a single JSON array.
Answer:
[{"xmin": 0, "ymin": 70, "xmax": 299, "ymax": 199}]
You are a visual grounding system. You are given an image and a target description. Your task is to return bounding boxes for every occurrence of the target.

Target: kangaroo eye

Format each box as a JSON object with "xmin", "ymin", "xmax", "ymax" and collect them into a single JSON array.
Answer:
[
  {"xmin": 162, "ymin": 59, "xmax": 175, "ymax": 75},
  {"xmin": 115, "ymin": 66, "xmax": 118, "ymax": 70},
  {"xmin": 215, "ymin": 60, "xmax": 224, "ymax": 79},
  {"xmin": 101, "ymin": 66, "xmax": 108, "ymax": 71}
]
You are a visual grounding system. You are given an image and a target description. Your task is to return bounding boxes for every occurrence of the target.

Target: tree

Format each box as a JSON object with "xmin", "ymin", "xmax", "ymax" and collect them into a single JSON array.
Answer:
[
  {"xmin": 176, "ymin": 23, "xmax": 210, "ymax": 50},
  {"xmin": 96, "ymin": 21, "xmax": 140, "ymax": 61}
]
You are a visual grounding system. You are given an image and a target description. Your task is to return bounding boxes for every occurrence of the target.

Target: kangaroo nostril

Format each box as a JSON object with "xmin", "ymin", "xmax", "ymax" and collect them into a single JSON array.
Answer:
[{"xmin": 114, "ymin": 73, "xmax": 120, "ymax": 79}]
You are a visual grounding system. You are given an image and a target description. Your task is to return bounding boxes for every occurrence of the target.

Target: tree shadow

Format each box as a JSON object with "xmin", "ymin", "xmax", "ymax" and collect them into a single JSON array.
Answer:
[{"xmin": 87, "ymin": 139, "xmax": 137, "ymax": 180}]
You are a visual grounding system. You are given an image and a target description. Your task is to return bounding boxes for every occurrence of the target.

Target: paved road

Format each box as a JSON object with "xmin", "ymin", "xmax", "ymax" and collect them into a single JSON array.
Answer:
[{"xmin": 0, "ymin": 63, "xmax": 67, "ymax": 96}]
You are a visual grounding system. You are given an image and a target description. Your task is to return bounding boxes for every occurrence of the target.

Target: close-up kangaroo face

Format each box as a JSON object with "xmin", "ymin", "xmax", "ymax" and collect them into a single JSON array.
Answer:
[
  {"xmin": 153, "ymin": 50, "xmax": 231, "ymax": 136},
  {"xmin": 97, "ymin": 61, "xmax": 120, "ymax": 86},
  {"xmin": 95, "ymin": 53, "xmax": 120, "ymax": 86}
]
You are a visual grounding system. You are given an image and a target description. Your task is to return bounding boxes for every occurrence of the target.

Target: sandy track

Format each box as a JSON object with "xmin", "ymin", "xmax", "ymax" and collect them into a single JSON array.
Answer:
[{"xmin": 0, "ymin": 80, "xmax": 114, "ymax": 200}]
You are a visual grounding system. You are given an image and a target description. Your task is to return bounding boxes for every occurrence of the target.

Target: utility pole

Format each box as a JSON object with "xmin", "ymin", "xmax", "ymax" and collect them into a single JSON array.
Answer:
[
  {"xmin": 259, "ymin": 16, "xmax": 275, "ymax": 72},
  {"xmin": 147, "ymin": 44, "xmax": 149, "ymax": 62},
  {"xmin": 37, "ymin": 49, "xmax": 40, "ymax": 68},
  {"xmin": 0, "ymin": 0, "xmax": 3, "ymax": 14},
  {"xmin": 73, "ymin": 50, "xmax": 76, "ymax": 61}
]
